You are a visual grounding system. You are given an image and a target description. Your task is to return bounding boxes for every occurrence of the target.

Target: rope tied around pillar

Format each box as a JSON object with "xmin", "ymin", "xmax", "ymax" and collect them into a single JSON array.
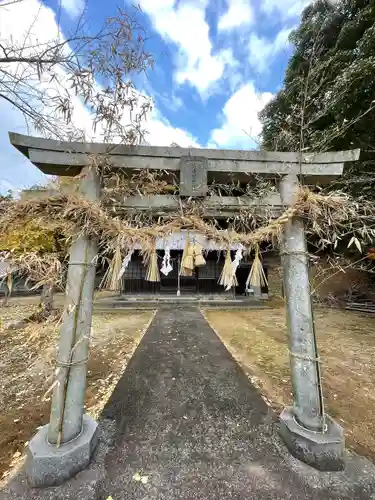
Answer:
[
  {"xmin": 280, "ymin": 250, "xmax": 309, "ymax": 257},
  {"xmin": 54, "ymin": 239, "xmax": 94, "ymax": 447},
  {"xmin": 68, "ymin": 262, "xmax": 97, "ymax": 267},
  {"xmin": 55, "ymin": 357, "xmax": 89, "ymax": 367},
  {"xmin": 278, "ymin": 187, "xmax": 328, "ymax": 435},
  {"xmin": 289, "ymin": 350, "xmax": 321, "ymax": 363}
]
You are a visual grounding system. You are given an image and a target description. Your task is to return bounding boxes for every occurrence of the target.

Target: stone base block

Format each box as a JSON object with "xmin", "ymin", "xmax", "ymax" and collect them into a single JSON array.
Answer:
[
  {"xmin": 26, "ymin": 414, "xmax": 98, "ymax": 487},
  {"xmin": 279, "ymin": 407, "xmax": 345, "ymax": 471}
]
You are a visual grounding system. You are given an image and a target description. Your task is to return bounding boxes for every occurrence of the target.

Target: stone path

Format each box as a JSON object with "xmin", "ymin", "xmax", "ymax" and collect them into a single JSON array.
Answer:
[
  {"xmin": 97, "ymin": 307, "xmax": 375, "ymax": 500},
  {"xmin": 3, "ymin": 307, "xmax": 375, "ymax": 499}
]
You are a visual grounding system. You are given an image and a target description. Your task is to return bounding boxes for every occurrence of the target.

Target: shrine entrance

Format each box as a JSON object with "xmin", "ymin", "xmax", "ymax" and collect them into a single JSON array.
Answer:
[
  {"xmin": 120, "ymin": 250, "xmax": 268, "ymax": 297},
  {"xmin": 8, "ymin": 131, "xmax": 360, "ymax": 485}
]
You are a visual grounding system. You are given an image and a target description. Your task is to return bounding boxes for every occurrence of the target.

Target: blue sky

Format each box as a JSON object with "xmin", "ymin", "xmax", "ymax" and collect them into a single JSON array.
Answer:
[{"xmin": 0, "ymin": 0, "xmax": 313, "ymax": 193}]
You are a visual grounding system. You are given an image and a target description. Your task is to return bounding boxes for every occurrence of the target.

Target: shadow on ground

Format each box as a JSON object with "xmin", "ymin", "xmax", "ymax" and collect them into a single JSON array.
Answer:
[{"xmin": 2, "ymin": 307, "xmax": 375, "ymax": 500}]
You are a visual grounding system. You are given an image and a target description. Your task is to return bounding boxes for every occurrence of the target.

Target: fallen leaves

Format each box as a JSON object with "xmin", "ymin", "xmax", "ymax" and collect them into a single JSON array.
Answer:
[
  {"xmin": 0, "ymin": 303, "xmax": 153, "ymax": 480},
  {"xmin": 205, "ymin": 307, "xmax": 375, "ymax": 464},
  {"xmin": 133, "ymin": 472, "xmax": 149, "ymax": 484}
]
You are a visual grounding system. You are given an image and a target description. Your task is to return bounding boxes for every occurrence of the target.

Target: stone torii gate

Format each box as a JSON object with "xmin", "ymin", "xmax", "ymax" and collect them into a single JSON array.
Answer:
[{"xmin": 9, "ymin": 132, "xmax": 360, "ymax": 486}]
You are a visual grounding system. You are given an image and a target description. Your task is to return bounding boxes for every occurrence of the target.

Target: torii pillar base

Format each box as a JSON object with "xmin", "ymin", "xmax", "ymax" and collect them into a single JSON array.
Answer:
[
  {"xmin": 25, "ymin": 414, "xmax": 98, "ymax": 487},
  {"xmin": 279, "ymin": 407, "xmax": 345, "ymax": 471}
]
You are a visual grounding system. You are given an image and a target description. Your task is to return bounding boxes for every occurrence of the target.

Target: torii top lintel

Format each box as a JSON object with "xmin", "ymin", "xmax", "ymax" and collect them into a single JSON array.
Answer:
[{"xmin": 9, "ymin": 132, "xmax": 360, "ymax": 187}]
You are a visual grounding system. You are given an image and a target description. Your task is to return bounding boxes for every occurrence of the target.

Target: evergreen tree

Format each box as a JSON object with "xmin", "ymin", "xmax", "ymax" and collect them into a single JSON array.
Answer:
[{"xmin": 260, "ymin": 0, "xmax": 375, "ymax": 198}]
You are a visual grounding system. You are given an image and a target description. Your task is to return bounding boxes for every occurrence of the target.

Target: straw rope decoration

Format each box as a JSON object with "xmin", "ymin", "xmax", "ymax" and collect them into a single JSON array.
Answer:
[
  {"xmin": 0, "ymin": 186, "xmax": 373, "ymax": 287},
  {"xmin": 246, "ymin": 246, "xmax": 268, "ymax": 291},
  {"xmin": 0, "ymin": 251, "xmax": 62, "ymax": 289},
  {"xmin": 180, "ymin": 233, "xmax": 194, "ymax": 276},
  {"xmin": 0, "ymin": 188, "xmax": 361, "ymax": 252},
  {"xmin": 192, "ymin": 241, "xmax": 206, "ymax": 267},
  {"xmin": 101, "ymin": 237, "xmax": 123, "ymax": 291},
  {"xmin": 143, "ymin": 245, "xmax": 160, "ymax": 282},
  {"xmin": 218, "ymin": 249, "xmax": 238, "ymax": 291}
]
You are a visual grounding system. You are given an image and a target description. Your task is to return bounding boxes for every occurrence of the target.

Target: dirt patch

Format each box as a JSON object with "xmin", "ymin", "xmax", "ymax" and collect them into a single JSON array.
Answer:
[
  {"xmin": 204, "ymin": 307, "xmax": 375, "ymax": 462},
  {"xmin": 0, "ymin": 303, "xmax": 154, "ymax": 480}
]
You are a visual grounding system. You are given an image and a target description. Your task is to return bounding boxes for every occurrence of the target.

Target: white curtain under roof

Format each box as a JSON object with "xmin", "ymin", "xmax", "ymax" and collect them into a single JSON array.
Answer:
[{"xmin": 133, "ymin": 231, "xmax": 242, "ymax": 251}]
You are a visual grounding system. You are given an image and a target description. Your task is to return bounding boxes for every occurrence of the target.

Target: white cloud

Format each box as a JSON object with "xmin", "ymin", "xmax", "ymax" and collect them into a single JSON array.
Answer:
[
  {"xmin": 0, "ymin": 0, "xmax": 199, "ymax": 190},
  {"xmin": 139, "ymin": 0, "xmax": 235, "ymax": 94},
  {"xmin": 218, "ymin": 0, "xmax": 254, "ymax": 31},
  {"xmin": 209, "ymin": 82, "xmax": 273, "ymax": 148},
  {"xmin": 0, "ymin": 0, "xmax": 67, "ymax": 190},
  {"xmin": 248, "ymin": 28, "xmax": 292, "ymax": 73},
  {"xmin": 0, "ymin": 98, "xmax": 48, "ymax": 193},
  {"xmin": 144, "ymin": 110, "xmax": 199, "ymax": 147},
  {"xmin": 262, "ymin": 0, "xmax": 339, "ymax": 19},
  {"xmin": 60, "ymin": 0, "xmax": 85, "ymax": 19},
  {"xmin": 262, "ymin": 0, "xmax": 310, "ymax": 18}
]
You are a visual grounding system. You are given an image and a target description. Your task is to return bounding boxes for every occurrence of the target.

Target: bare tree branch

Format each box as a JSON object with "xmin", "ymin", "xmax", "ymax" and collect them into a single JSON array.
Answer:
[
  {"xmin": 0, "ymin": 3, "xmax": 154, "ymax": 145},
  {"xmin": 0, "ymin": 0, "xmax": 25, "ymax": 7}
]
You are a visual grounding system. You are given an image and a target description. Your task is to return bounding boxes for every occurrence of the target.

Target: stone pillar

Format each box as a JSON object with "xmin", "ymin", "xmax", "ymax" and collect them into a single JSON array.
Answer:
[
  {"xmin": 279, "ymin": 174, "xmax": 323, "ymax": 431},
  {"xmin": 278, "ymin": 174, "xmax": 345, "ymax": 471},
  {"xmin": 26, "ymin": 166, "xmax": 101, "ymax": 487}
]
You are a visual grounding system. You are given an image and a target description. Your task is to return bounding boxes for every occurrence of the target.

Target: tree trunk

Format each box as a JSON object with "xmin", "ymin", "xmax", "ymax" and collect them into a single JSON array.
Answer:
[{"xmin": 40, "ymin": 283, "xmax": 54, "ymax": 315}]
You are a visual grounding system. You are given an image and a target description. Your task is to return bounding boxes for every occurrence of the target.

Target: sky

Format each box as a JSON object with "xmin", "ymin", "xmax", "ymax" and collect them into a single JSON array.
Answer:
[{"xmin": 0, "ymin": 0, "xmax": 314, "ymax": 193}]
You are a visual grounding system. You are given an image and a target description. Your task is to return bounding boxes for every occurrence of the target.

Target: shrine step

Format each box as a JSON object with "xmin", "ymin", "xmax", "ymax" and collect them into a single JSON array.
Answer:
[{"xmin": 94, "ymin": 296, "xmax": 267, "ymax": 310}]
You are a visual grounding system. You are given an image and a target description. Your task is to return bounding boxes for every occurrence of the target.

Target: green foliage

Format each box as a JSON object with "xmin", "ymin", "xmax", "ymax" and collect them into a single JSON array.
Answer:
[
  {"xmin": 0, "ymin": 220, "xmax": 57, "ymax": 253},
  {"xmin": 260, "ymin": 0, "xmax": 375, "ymax": 199}
]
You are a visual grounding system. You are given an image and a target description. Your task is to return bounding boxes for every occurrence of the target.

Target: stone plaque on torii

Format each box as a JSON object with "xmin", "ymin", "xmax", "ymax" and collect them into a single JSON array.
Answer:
[{"xmin": 9, "ymin": 132, "xmax": 360, "ymax": 486}]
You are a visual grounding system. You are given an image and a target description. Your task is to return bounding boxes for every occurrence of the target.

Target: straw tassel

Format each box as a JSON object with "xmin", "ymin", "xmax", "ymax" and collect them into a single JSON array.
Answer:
[
  {"xmin": 185, "ymin": 239, "xmax": 195, "ymax": 269},
  {"xmin": 218, "ymin": 248, "xmax": 238, "ymax": 291},
  {"xmin": 180, "ymin": 233, "xmax": 193, "ymax": 276},
  {"xmin": 101, "ymin": 241, "xmax": 122, "ymax": 291},
  {"xmin": 193, "ymin": 242, "xmax": 206, "ymax": 267},
  {"xmin": 246, "ymin": 246, "xmax": 267, "ymax": 290},
  {"xmin": 145, "ymin": 247, "xmax": 160, "ymax": 282}
]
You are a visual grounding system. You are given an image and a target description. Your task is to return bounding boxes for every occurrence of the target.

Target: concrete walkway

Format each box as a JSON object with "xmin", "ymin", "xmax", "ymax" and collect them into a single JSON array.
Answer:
[{"xmin": 3, "ymin": 307, "xmax": 375, "ymax": 499}]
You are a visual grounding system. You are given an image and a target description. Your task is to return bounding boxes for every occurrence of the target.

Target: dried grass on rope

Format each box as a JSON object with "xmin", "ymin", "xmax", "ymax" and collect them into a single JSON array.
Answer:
[
  {"xmin": 1, "ymin": 251, "xmax": 63, "ymax": 289},
  {"xmin": 295, "ymin": 188, "xmax": 375, "ymax": 250},
  {"xmin": 1, "ymin": 188, "xmax": 375, "ymax": 281}
]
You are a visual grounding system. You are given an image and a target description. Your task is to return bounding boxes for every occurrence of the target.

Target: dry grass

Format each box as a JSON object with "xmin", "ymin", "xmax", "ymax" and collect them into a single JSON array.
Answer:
[
  {"xmin": 0, "ymin": 302, "xmax": 154, "ymax": 480},
  {"xmin": 205, "ymin": 307, "xmax": 375, "ymax": 462},
  {"xmin": 2, "ymin": 186, "xmax": 373, "ymax": 261},
  {"xmin": 2, "ymin": 186, "xmax": 375, "ymax": 293}
]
